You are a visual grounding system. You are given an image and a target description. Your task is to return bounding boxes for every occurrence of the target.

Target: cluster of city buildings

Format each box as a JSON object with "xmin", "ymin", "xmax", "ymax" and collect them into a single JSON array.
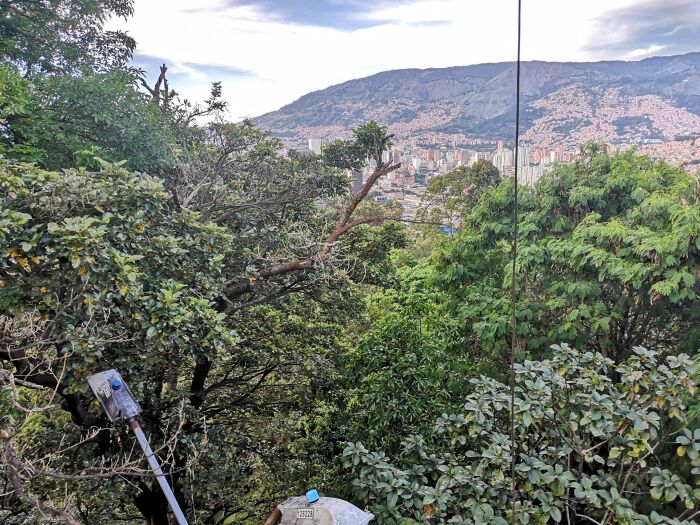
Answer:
[{"xmin": 306, "ymin": 135, "xmax": 578, "ymax": 218}]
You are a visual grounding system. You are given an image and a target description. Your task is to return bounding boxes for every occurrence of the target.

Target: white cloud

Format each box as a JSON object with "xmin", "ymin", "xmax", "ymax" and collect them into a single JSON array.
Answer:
[
  {"xmin": 661, "ymin": 25, "xmax": 685, "ymax": 37},
  {"xmin": 109, "ymin": 0, "xmax": 678, "ymax": 121},
  {"xmin": 623, "ymin": 44, "xmax": 669, "ymax": 60}
]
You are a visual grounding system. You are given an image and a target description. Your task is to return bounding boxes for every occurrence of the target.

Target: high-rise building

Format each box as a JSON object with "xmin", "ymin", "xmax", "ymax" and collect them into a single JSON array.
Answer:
[
  {"xmin": 517, "ymin": 145, "xmax": 530, "ymax": 167},
  {"xmin": 492, "ymin": 152, "xmax": 503, "ymax": 171},
  {"xmin": 493, "ymin": 148, "xmax": 514, "ymax": 172},
  {"xmin": 308, "ymin": 138, "xmax": 322, "ymax": 155},
  {"xmin": 504, "ymin": 148, "xmax": 513, "ymax": 167}
]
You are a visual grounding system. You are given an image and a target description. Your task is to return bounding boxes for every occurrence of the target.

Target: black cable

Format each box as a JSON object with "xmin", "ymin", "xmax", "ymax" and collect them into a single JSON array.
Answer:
[{"xmin": 509, "ymin": 0, "xmax": 522, "ymax": 523}]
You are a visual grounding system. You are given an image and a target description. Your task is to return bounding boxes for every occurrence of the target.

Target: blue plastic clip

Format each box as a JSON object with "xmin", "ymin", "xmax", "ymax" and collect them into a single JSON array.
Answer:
[{"xmin": 306, "ymin": 489, "xmax": 319, "ymax": 503}]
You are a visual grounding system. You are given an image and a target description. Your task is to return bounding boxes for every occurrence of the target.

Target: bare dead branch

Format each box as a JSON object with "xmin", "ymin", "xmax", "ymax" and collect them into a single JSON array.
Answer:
[
  {"xmin": 2, "ymin": 439, "xmax": 80, "ymax": 525},
  {"xmin": 139, "ymin": 64, "xmax": 167, "ymax": 106},
  {"xmin": 222, "ymin": 161, "xmax": 401, "ymax": 300}
]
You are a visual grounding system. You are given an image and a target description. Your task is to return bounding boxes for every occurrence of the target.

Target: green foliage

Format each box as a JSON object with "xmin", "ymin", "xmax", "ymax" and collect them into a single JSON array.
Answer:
[
  {"xmin": 353, "ymin": 121, "xmax": 394, "ymax": 162},
  {"xmin": 421, "ymin": 160, "xmax": 501, "ymax": 227},
  {"xmin": 341, "ymin": 222, "xmax": 408, "ymax": 285},
  {"xmin": 0, "ymin": 116, "xmax": 408, "ymax": 522},
  {"xmin": 343, "ymin": 262, "xmax": 484, "ymax": 456},
  {"xmin": 0, "ymin": 66, "xmax": 46, "ymax": 163},
  {"xmin": 181, "ymin": 295, "xmax": 356, "ymax": 524},
  {"xmin": 0, "ymin": 159, "xmax": 246, "ymax": 521},
  {"xmin": 345, "ymin": 314, "xmax": 452, "ymax": 454},
  {"xmin": 3, "ymin": 13, "xmax": 699, "ymax": 523},
  {"xmin": 0, "ymin": 0, "xmax": 136, "ymax": 75},
  {"xmin": 323, "ymin": 138, "xmax": 367, "ymax": 171},
  {"xmin": 0, "ymin": 160, "xmax": 234, "ymax": 386},
  {"xmin": 344, "ymin": 345, "xmax": 700, "ymax": 524},
  {"xmin": 323, "ymin": 121, "xmax": 393, "ymax": 170},
  {"xmin": 0, "ymin": 66, "xmax": 175, "ymax": 173},
  {"xmin": 434, "ymin": 148, "xmax": 700, "ymax": 365}
]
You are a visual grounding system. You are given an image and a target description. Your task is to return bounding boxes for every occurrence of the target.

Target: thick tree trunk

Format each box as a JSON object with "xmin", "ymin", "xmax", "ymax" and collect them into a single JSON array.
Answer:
[{"xmin": 135, "ymin": 484, "xmax": 170, "ymax": 525}]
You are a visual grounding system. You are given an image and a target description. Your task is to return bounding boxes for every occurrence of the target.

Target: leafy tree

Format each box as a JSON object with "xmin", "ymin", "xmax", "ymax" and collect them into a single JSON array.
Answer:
[
  {"xmin": 0, "ymin": 66, "xmax": 37, "ymax": 160},
  {"xmin": 0, "ymin": 0, "xmax": 135, "ymax": 75},
  {"xmin": 0, "ymin": 159, "xmax": 391, "ymax": 524},
  {"xmin": 0, "ymin": 159, "xmax": 235, "ymax": 522},
  {"xmin": 184, "ymin": 289, "xmax": 364, "ymax": 524},
  {"xmin": 204, "ymin": 120, "xmax": 403, "ymax": 303},
  {"xmin": 341, "ymin": 260, "xmax": 483, "ymax": 457},
  {"xmin": 344, "ymin": 313, "xmax": 453, "ymax": 454},
  {"xmin": 0, "ymin": 118, "xmax": 408, "ymax": 523},
  {"xmin": 341, "ymin": 222, "xmax": 408, "ymax": 286},
  {"xmin": 420, "ymin": 160, "xmax": 501, "ymax": 228},
  {"xmin": 323, "ymin": 121, "xmax": 394, "ymax": 172},
  {"xmin": 434, "ymin": 147, "xmax": 700, "ymax": 366},
  {"xmin": 0, "ymin": 66, "xmax": 175, "ymax": 172},
  {"xmin": 344, "ymin": 344, "xmax": 700, "ymax": 524}
]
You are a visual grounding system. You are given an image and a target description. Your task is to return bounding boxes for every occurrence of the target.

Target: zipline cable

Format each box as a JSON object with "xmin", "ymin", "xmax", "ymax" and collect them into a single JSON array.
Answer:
[{"xmin": 509, "ymin": 0, "xmax": 522, "ymax": 523}]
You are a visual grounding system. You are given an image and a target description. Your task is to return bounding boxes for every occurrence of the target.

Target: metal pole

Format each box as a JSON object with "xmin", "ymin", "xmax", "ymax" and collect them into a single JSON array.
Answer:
[{"xmin": 129, "ymin": 419, "xmax": 189, "ymax": 525}]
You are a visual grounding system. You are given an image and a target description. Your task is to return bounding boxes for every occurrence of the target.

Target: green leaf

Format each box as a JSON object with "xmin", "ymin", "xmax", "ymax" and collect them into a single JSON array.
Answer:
[{"xmin": 650, "ymin": 486, "xmax": 663, "ymax": 501}]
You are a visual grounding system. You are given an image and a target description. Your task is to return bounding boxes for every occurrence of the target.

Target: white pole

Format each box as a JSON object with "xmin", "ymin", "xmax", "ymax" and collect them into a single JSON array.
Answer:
[{"xmin": 129, "ymin": 420, "xmax": 189, "ymax": 525}]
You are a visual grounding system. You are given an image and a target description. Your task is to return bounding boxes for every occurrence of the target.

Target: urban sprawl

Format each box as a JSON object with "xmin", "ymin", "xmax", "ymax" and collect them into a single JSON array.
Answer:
[{"xmin": 306, "ymin": 134, "xmax": 578, "ymax": 219}]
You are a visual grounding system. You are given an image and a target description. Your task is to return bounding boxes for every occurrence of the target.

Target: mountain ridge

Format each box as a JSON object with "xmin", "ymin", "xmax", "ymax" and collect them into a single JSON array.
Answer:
[{"xmin": 252, "ymin": 52, "xmax": 700, "ymax": 162}]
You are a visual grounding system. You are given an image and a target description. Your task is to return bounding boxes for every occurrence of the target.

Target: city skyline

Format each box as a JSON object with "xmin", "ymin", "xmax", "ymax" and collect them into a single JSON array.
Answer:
[
  {"xmin": 302, "ymin": 132, "xmax": 587, "ymax": 220},
  {"xmin": 300, "ymin": 124, "xmax": 700, "ymax": 220}
]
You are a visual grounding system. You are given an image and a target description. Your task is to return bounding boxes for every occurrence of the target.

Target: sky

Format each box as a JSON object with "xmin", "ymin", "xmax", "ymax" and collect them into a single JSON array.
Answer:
[{"xmin": 109, "ymin": 0, "xmax": 700, "ymax": 121}]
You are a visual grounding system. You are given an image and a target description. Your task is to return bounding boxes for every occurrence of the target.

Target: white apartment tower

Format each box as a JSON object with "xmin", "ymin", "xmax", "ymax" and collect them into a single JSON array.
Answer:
[{"xmin": 308, "ymin": 138, "xmax": 322, "ymax": 155}]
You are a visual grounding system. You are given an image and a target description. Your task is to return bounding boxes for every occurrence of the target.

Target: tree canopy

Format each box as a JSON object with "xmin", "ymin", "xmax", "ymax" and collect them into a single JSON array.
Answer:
[
  {"xmin": 0, "ymin": 5, "xmax": 698, "ymax": 523},
  {"xmin": 433, "ymin": 147, "xmax": 700, "ymax": 367},
  {"xmin": 420, "ymin": 159, "xmax": 501, "ymax": 227},
  {"xmin": 0, "ymin": 0, "xmax": 135, "ymax": 75},
  {"xmin": 0, "ymin": 116, "xmax": 406, "ymax": 523},
  {"xmin": 345, "ymin": 345, "xmax": 700, "ymax": 524},
  {"xmin": 0, "ymin": 67, "xmax": 175, "ymax": 172},
  {"xmin": 339, "ymin": 146, "xmax": 700, "ymax": 524}
]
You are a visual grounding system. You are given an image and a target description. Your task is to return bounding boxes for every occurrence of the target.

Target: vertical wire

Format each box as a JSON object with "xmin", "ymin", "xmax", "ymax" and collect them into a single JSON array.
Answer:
[{"xmin": 509, "ymin": 0, "xmax": 522, "ymax": 523}]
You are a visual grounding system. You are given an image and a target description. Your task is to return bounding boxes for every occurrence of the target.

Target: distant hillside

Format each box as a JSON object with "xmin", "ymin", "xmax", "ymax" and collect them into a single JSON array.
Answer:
[{"xmin": 253, "ymin": 53, "xmax": 700, "ymax": 154}]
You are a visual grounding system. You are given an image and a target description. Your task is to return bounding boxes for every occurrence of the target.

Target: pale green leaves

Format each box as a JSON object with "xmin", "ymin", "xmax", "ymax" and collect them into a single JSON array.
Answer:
[{"xmin": 345, "ymin": 345, "xmax": 699, "ymax": 524}]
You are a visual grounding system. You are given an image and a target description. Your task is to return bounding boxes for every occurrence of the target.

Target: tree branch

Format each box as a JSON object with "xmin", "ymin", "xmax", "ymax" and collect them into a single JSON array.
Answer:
[
  {"xmin": 1, "ymin": 438, "xmax": 80, "ymax": 525},
  {"xmin": 0, "ymin": 348, "xmax": 94, "ymax": 426},
  {"xmin": 139, "ymin": 64, "xmax": 167, "ymax": 106},
  {"xmin": 221, "ymin": 161, "xmax": 401, "ymax": 300}
]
